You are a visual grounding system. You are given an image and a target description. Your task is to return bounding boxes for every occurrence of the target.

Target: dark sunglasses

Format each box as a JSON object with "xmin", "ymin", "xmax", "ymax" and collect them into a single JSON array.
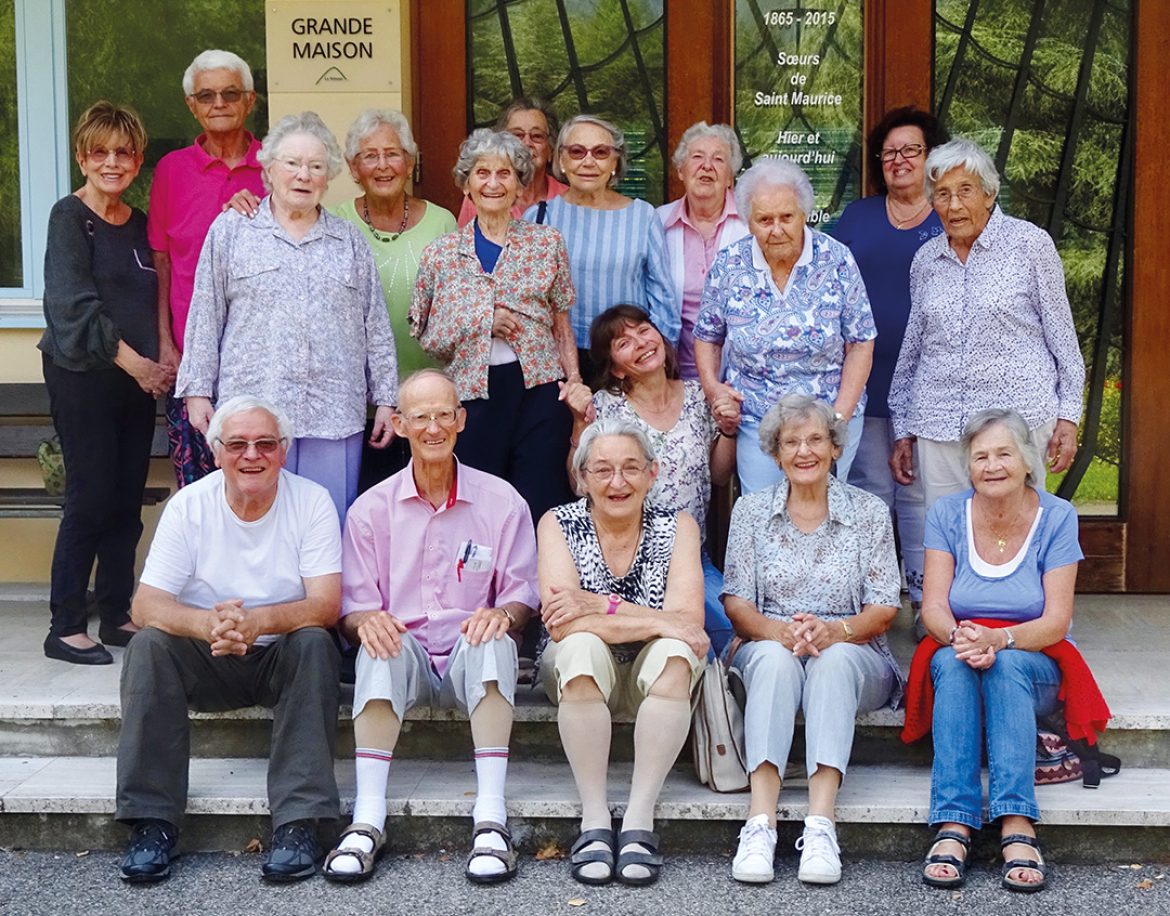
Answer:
[{"xmin": 563, "ymin": 144, "xmax": 614, "ymax": 161}]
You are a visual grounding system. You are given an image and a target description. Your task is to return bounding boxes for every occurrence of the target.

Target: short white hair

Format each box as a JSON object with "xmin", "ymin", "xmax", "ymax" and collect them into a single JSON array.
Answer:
[
  {"xmin": 207, "ymin": 395, "xmax": 294, "ymax": 448},
  {"xmin": 758, "ymin": 394, "xmax": 846, "ymax": 457},
  {"xmin": 925, "ymin": 138, "xmax": 1001, "ymax": 200},
  {"xmin": 553, "ymin": 114, "xmax": 628, "ymax": 187},
  {"xmin": 257, "ymin": 112, "xmax": 344, "ymax": 189},
  {"xmin": 735, "ymin": 157, "xmax": 815, "ymax": 220},
  {"xmin": 182, "ymin": 49, "xmax": 254, "ymax": 96},
  {"xmin": 672, "ymin": 121, "xmax": 743, "ymax": 174},
  {"xmin": 571, "ymin": 418, "xmax": 656, "ymax": 495},
  {"xmin": 960, "ymin": 408, "xmax": 1041, "ymax": 487},
  {"xmin": 344, "ymin": 109, "xmax": 418, "ymax": 162},
  {"xmin": 452, "ymin": 128, "xmax": 534, "ymax": 189}
]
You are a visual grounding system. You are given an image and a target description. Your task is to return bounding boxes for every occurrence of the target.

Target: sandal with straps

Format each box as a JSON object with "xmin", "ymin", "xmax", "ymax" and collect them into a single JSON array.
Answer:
[
  {"xmin": 922, "ymin": 828, "xmax": 972, "ymax": 889},
  {"xmin": 570, "ymin": 828, "xmax": 616, "ymax": 886},
  {"xmin": 465, "ymin": 820, "xmax": 518, "ymax": 884},
  {"xmin": 323, "ymin": 822, "xmax": 385, "ymax": 884},
  {"xmin": 1000, "ymin": 833, "xmax": 1048, "ymax": 893},
  {"xmin": 615, "ymin": 829, "xmax": 664, "ymax": 887}
]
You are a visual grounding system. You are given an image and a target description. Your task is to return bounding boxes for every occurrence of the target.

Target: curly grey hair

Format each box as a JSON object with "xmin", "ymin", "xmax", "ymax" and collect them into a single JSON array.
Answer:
[
  {"xmin": 344, "ymin": 108, "xmax": 418, "ymax": 162},
  {"xmin": 207, "ymin": 394, "xmax": 294, "ymax": 448},
  {"xmin": 553, "ymin": 114, "xmax": 629, "ymax": 188},
  {"xmin": 182, "ymin": 49, "xmax": 254, "ymax": 96},
  {"xmin": 671, "ymin": 121, "xmax": 743, "ymax": 175},
  {"xmin": 257, "ymin": 112, "xmax": 344, "ymax": 189},
  {"xmin": 734, "ymin": 157, "xmax": 815, "ymax": 220},
  {"xmin": 452, "ymin": 128, "xmax": 535, "ymax": 190},
  {"xmin": 758, "ymin": 394, "xmax": 846, "ymax": 458},
  {"xmin": 571, "ymin": 417, "xmax": 657, "ymax": 495},
  {"xmin": 960, "ymin": 408, "xmax": 1041, "ymax": 487},
  {"xmin": 924, "ymin": 138, "xmax": 1001, "ymax": 200}
]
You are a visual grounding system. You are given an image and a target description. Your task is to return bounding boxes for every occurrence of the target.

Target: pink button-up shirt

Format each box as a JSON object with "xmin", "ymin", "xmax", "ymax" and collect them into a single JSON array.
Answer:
[
  {"xmin": 147, "ymin": 133, "xmax": 265, "ymax": 349},
  {"xmin": 340, "ymin": 460, "xmax": 539, "ymax": 675},
  {"xmin": 656, "ymin": 191, "xmax": 749, "ymax": 378}
]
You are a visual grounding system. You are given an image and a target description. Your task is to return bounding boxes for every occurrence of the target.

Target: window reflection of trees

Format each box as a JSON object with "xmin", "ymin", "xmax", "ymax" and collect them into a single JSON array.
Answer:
[
  {"xmin": 468, "ymin": 0, "xmax": 666, "ymax": 204},
  {"xmin": 935, "ymin": 0, "xmax": 1130, "ymax": 512},
  {"xmin": 0, "ymin": 0, "xmax": 21, "ymax": 287}
]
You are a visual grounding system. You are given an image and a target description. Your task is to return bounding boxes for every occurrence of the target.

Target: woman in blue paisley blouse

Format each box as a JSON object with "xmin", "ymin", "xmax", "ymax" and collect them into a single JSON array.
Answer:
[
  {"xmin": 693, "ymin": 158, "xmax": 876, "ymax": 493},
  {"xmin": 723, "ymin": 394, "xmax": 902, "ymax": 887}
]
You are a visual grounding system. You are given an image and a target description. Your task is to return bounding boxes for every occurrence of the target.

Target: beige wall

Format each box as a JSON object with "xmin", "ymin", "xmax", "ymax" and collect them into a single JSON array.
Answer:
[{"xmin": 0, "ymin": 0, "xmax": 415, "ymax": 583}]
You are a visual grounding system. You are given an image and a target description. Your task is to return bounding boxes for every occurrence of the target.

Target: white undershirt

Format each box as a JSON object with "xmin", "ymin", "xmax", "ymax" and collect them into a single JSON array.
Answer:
[{"xmin": 965, "ymin": 498, "xmax": 1044, "ymax": 578}]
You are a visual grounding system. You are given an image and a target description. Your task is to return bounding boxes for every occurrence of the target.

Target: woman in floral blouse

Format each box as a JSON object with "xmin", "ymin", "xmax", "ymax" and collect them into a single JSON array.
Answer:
[
  {"xmin": 562, "ymin": 304, "xmax": 737, "ymax": 655},
  {"xmin": 722, "ymin": 394, "xmax": 902, "ymax": 888},
  {"xmin": 410, "ymin": 129, "xmax": 579, "ymax": 522}
]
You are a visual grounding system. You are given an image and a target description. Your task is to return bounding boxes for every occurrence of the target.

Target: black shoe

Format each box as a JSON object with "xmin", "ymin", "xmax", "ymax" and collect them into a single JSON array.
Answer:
[
  {"xmin": 262, "ymin": 821, "xmax": 321, "ymax": 882},
  {"xmin": 119, "ymin": 819, "xmax": 177, "ymax": 883},
  {"xmin": 43, "ymin": 634, "xmax": 113, "ymax": 666},
  {"xmin": 98, "ymin": 622, "xmax": 137, "ymax": 647}
]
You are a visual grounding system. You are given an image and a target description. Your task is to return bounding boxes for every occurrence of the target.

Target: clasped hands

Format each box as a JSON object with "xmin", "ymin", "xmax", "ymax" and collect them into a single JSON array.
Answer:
[
  {"xmin": 950, "ymin": 623, "xmax": 1003, "ymax": 670},
  {"xmin": 777, "ymin": 613, "xmax": 841, "ymax": 658},
  {"xmin": 206, "ymin": 599, "xmax": 261, "ymax": 656}
]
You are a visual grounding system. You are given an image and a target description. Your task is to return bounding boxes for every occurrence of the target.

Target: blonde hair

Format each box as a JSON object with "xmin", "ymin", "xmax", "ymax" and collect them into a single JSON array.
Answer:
[{"xmin": 73, "ymin": 100, "xmax": 147, "ymax": 159}]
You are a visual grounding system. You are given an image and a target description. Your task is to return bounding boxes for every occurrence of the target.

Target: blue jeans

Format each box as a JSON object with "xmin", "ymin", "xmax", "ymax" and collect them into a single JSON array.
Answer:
[
  {"xmin": 928, "ymin": 648, "xmax": 1060, "ymax": 828},
  {"xmin": 702, "ymin": 551, "xmax": 732, "ymax": 658}
]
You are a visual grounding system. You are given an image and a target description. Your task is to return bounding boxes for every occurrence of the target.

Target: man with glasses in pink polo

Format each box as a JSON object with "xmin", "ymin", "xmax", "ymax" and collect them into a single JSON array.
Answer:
[
  {"xmin": 115, "ymin": 395, "xmax": 343, "ymax": 885},
  {"xmin": 322, "ymin": 368, "xmax": 538, "ymax": 886}
]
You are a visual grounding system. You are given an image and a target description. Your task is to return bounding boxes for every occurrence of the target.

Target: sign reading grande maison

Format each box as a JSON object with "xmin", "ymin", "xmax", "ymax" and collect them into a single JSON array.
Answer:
[{"xmin": 291, "ymin": 16, "xmax": 373, "ymax": 60}]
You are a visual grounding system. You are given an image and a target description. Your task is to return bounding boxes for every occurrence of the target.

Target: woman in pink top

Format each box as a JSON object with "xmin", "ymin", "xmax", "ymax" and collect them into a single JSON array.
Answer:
[
  {"xmin": 457, "ymin": 97, "xmax": 567, "ymax": 227},
  {"xmin": 148, "ymin": 49, "xmax": 266, "ymax": 487}
]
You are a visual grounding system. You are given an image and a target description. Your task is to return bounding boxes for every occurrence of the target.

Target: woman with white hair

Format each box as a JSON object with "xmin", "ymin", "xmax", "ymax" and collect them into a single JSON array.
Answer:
[
  {"xmin": 903, "ymin": 408, "xmax": 1107, "ymax": 894},
  {"xmin": 148, "ymin": 49, "xmax": 266, "ymax": 487},
  {"xmin": 723, "ymin": 394, "xmax": 902, "ymax": 887},
  {"xmin": 538, "ymin": 418, "xmax": 708, "ymax": 887},
  {"xmin": 177, "ymin": 112, "xmax": 399, "ymax": 520},
  {"xmin": 410, "ymin": 129, "xmax": 579, "ymax": 522},
  {"xmin": 888, "ymin": 138, "xmax": 1085, "ymax": 508},
  {"xmin": 693, "ymin": 158, "xmax": 876, "ymax": 492},
  {"xmin": 655, "ymin": 122, "xmax": 750, "ymax": 379},
  {"xmin": 525, "ymin": 114, "xmax": 675, "ymax": 383}
]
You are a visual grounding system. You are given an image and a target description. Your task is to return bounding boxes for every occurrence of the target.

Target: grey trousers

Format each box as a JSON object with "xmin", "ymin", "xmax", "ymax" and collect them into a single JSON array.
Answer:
[
  {"xmin": 115, "ymin": 626, "xmax": 341, "ymax": 830},
  {"xmin": 737, "ymin": 639, "xmax": 894, "ymax": 778}
]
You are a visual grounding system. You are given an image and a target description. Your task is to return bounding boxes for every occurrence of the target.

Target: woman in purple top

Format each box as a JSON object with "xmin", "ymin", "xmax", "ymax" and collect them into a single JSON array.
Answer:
[{"xmin": 833, "ymin": 106, "xmax": 946, "ymax": 624}]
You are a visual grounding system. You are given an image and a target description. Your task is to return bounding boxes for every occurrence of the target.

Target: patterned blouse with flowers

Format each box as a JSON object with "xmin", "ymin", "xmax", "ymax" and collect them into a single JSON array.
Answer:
[{"xmin": 409, "ymin": 218, "xmax": 575, "ymax": 401}]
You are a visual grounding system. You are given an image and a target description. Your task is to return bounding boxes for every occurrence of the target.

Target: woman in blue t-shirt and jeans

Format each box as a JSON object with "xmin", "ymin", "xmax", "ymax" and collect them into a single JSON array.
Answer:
[{"xmin": 911, "ymin": 409, "xmax": 1090, "ymax": 894}]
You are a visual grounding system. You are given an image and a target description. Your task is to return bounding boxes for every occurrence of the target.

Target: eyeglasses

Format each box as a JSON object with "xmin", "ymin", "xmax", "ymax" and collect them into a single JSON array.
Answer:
[
  {"xmin": 87, "ymin": 147, "xmax": 136, "ymax": 165},
  {"xmin": 509, "ymin": 128, "xmax": 549, "ymax": 145},
  {"xmin": 190, "ymin": 88, "xmax": 246, "ymax": 105},
  {"xmin": 932, "ymin": 184, "xmax": 983, "ymax": 205},
  {"xmin": 215, "ymin": 437, "xmax": 286, "ymax": 455},
  {"xmin": 583, "ymin": 461, "xmax": 650, "ymax": 483},
  {"xmin": 778, "ymin": 433, "xmax": 831, "ymax": 453},
  {"xmin": 357, "ymin": 150, "xmax": 407, "ymax": 167},
  {"xmin": 879, "ymin": 143, "xmax": 926, "ymax": 163},
  {"xmin": 563, "ymin": 144, "xmax": 614, "ymax": 161},
  {"xmin": 401, "ymin": 408, "xmax": 461, "ymax": 430},
  {"xmin": 275, "ymin": 158, "xmax": 329, "ymax": 177}
]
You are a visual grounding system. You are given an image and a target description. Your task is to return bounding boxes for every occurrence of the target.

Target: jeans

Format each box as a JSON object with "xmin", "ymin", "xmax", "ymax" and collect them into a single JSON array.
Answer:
[
  {"xmin": 928, "ymin": 648, "xmax": 1060, "ymax": 828},
  {"xmin": 702, "ymin": 550, "xmax": 733, "ymax": 658},
  {"xmin": 736, "ymin": 414, "xmax": 865, "ymax": 495}
]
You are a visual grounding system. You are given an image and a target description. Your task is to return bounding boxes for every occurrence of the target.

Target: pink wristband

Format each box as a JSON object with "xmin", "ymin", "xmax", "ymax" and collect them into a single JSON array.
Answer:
[{"xmin": 606, "ymin": 593, "xmax": 621, "ymax": 616}]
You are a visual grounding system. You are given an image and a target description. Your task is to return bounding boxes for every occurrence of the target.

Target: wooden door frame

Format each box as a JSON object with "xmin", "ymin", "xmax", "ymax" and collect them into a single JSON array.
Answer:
[{"xmin": 410, "ymin": 0, "xmax": 1167, "ymax": 592}]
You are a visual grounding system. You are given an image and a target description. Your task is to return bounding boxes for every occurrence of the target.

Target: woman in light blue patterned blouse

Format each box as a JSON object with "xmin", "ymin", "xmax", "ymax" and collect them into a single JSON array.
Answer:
[
  {"xmin": 693, "ymin": 158, "xmax": 876, "ymax": 494},
  {"xmin": 177, "ymin": 112, "xmax": 398, "ymax": 520},
  {"xmin": 722, "ymin": 395, "xmax": 902, "ymax": 888}
]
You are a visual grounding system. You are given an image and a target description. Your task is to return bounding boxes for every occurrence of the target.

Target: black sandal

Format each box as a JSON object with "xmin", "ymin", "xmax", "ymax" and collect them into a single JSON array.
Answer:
[
  {"xmin": 1000, "ymin": 833, "xmax": 1048, "ymax": 893},
  {"xmin": 615, "ymin": 829, "xmax": 663, "ymax": 887},
  {"xmin": 465, "ymin": 821, "xmax": 518, "ymax": 885},
  {"xmin": 570, "ymin": 828, "xmax": 616, "ymax": 886},
  {"xmin": 922, "ymin": 828, "xmax": 971, "ymax": 889}
]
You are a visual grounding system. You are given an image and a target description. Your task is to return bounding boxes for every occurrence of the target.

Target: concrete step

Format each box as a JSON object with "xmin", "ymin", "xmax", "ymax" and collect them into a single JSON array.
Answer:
[{"xmin": 1, "ymin": 756, "xmax": 1167, "ymax": 861}]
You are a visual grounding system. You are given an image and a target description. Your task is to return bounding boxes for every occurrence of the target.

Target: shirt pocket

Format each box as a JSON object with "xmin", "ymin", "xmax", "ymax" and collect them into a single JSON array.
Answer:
[{"xmin": 227, "ymin": 257, "xmax": 284, "ymax": 307}]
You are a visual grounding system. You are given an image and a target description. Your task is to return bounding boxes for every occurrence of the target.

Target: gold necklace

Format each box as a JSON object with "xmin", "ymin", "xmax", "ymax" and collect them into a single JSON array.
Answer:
[
  {"xmin": 978, "ymin": 498, "xmax": 1025, "ymax": 553},
  {"xmin": 361, "ymin": 195, "xmax": 409, "ymax": 242},
  {"xmin": 886, "ymin": 194, "xmax": 929, "ymax": 230}
]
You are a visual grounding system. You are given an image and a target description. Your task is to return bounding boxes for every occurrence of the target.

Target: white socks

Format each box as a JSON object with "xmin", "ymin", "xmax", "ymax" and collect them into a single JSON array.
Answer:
[
  {"xmin": 468, "ymin": 746, "xmax": 510, "ymax": 878},
  {"xmin": 330, "ymin": 748, "xmax": 393, "ymax": 875}
]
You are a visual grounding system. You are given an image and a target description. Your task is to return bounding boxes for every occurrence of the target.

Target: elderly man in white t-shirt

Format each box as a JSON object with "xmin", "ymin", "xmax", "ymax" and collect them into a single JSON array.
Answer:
[{"xmin": 115, "ymin": 395, "xmax": 342, "ymax": 885}]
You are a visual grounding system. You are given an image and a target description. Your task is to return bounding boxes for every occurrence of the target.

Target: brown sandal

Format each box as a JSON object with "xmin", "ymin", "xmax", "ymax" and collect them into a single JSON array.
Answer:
[
  {"xmin": 323, "ymin": 822, "xmax": 385, "ymax": 883},
  {"xmin": 465, "ymin": 820, "xmax": 518, "ymax": 884}
]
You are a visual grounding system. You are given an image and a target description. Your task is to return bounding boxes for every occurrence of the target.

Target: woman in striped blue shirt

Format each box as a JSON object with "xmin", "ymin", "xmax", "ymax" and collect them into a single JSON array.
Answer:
[{"xmin": 525, "ymin": 115, "xmax": 676, "ymax": 385}]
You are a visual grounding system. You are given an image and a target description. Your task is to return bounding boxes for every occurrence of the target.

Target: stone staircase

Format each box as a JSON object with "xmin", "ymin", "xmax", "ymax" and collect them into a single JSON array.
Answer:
[{"xmin": 2, "ymin": 595, "xmax": 1168, "ymax": 862}]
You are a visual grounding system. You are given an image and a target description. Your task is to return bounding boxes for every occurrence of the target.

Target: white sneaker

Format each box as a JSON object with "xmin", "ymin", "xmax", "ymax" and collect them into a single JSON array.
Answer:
[
  {"xmin": 796, "ymin": 815, "xmax": 841, "ymax": 884},
  {"xmin": 732, "ymin": 814, "xmax": 777, "ymax": 883}
]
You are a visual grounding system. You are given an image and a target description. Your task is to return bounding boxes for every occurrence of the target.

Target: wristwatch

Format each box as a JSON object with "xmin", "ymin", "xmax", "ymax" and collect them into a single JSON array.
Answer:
[
  {"xmin": 1003, "ymin": 628, "xmax": 1016, "ymax": 650},
  {"xmin": 606, "ymin": 593, "xmax": 622, "ymax": 615}
]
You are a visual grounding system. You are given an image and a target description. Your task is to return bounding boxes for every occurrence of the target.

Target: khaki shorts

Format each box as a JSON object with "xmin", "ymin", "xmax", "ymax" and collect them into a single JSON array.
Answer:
[{"xmin": 541, "ymin": 631, "xmax": 703, "ymax": 717}]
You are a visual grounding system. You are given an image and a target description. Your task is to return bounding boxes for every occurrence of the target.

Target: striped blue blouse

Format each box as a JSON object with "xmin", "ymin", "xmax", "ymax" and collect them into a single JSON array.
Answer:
[{"xmin": 523, "ymin": 196, "xmax": 677, "ymax": 348}]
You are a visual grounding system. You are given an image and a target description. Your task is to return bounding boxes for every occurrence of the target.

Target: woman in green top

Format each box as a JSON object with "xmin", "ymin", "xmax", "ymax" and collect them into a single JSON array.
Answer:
[{"xmin": 334, "ymin": 109, "xmax": 457, "ymax": 485}]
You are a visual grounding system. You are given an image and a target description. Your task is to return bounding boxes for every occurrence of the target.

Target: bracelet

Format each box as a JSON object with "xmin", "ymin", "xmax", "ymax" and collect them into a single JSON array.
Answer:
[
  {"xmin": 840, "ymin": 619, "xmax": 854, "ymax": 641},
  {"xmin": 500, "ymin": 607, "xmax": 518, "ymax": 628},
  {"xmin": 948, "ymin": 624, "xmax": 961, "ymax": 645}
]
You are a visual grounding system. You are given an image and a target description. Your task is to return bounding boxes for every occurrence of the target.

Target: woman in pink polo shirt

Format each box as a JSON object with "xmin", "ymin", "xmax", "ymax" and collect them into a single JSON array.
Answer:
[{"xmin": 148, "ymin": 49, "xmax": 266, "ymax": 487}]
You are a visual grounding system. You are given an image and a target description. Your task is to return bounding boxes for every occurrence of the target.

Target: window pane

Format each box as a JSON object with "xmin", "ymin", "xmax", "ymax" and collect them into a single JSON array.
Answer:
[
  {"xmin": 0, "ymin": 0, "xmax": 21, "ymax": 287},
  {"xmin": 935, "ymin": 0, "xmax": 1130, "ymax": 515},
  {"xmin": 64, "ymin": 0, "xmax": 269, "ymax": 213},
  {"xmin": 468, "ymin": 0, "xmax": 667, "ymax": 204}
]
